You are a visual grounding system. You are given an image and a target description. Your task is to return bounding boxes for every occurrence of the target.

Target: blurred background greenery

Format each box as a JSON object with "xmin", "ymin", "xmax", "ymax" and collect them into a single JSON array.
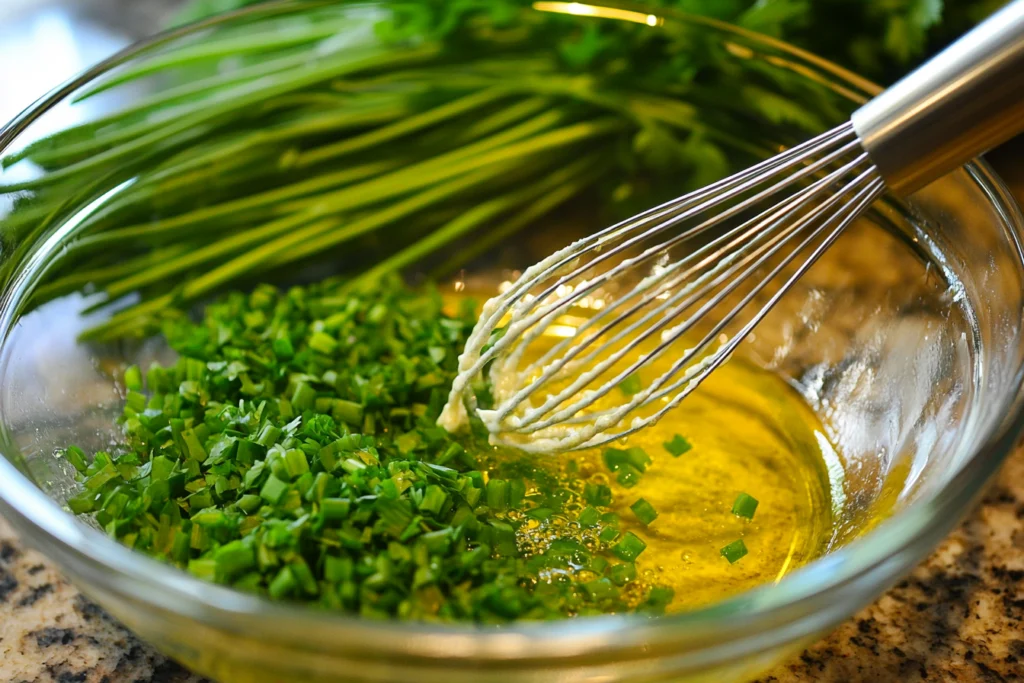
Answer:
[{"xmin": 174, "ymin": 0, "xmax": 1009, "ymax": 85}]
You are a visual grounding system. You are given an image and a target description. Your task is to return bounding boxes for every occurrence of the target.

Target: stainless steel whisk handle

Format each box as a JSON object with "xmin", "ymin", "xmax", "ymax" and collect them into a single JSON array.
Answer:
[{"xmin": 852, "ymin": 0, "xmax": 1024, "ymax": 196}]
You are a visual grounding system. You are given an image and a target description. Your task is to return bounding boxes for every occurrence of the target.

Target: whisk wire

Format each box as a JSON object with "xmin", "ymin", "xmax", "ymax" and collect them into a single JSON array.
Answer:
[
  {"xmin": 570, "ymin": 175, "xmax": 887, "ymax": 450},
  {"xmin": 494, "ymin": 148, "xmax": 874, "ymax": 428},
  {"xmin": 511, "ymin": 161, "xmax": 881, "ymax": 435},
  {"xmin": 442, "ymin": 122, "xmax": 889, "ymax": 452},
  {"xmin": 452, "ymin": 124, "xmax": 861, "ymax": 389}
]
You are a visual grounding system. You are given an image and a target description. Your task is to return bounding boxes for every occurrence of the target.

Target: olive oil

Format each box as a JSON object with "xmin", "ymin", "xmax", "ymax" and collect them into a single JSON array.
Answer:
[
  {"xmin": 449, "ymin": 288, "xmax": 841, "ymax": 612},
  {"xmin": 565, "ymin": 354, "xmax": 837, "ymax": 611}
]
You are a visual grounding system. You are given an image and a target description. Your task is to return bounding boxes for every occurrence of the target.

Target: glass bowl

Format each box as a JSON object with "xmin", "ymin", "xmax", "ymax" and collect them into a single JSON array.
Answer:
[{"xmin": 1, "ymin": 2, "xmax": 1023, "ymax": 682}]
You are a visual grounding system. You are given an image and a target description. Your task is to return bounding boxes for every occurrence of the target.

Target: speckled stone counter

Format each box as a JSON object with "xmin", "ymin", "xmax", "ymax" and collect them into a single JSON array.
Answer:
[{"xmin": 2, "ymin": 443, "xmax": 1021, "ymax": 682}]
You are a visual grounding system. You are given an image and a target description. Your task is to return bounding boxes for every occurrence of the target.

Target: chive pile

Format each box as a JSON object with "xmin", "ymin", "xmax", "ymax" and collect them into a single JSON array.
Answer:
[{"xmin": 62, "ymin": 276, "xmax": 676, "ymax": 621}]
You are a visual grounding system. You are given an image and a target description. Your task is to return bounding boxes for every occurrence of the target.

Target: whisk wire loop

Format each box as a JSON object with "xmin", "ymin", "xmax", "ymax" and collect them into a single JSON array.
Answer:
[{"xmin": 441, "ymin": 122, "xmax": 886, "ymax": 452}]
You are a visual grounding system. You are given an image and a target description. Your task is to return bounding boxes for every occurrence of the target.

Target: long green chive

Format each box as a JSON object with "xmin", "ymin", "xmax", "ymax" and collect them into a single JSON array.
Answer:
[
  {"xmin": 629, "ymin": 498, "xmax": 658, "ymax": 526},
  {"xmin": 731, "ymin": 493, "xmax": 759, "ymax": 520},
  {"xmin": 720, "ymin": 539, "xmax": 748, "ymax": 564}
]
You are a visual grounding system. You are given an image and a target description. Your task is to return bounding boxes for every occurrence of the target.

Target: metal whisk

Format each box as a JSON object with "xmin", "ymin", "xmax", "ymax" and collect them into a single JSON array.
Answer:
[{"xmin": 440, "ymin": 0, "xmax": 1024, "ymax": 452}]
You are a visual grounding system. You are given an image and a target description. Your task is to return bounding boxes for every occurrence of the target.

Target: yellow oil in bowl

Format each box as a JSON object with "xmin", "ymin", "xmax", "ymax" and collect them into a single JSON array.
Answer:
[{"xmin": 449, "ymin": 288, "xmax": 842, "ymax": 612}]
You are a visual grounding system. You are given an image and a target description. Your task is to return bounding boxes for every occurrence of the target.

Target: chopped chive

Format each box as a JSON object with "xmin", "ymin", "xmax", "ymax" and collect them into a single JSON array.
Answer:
[
  {"xmin": 308, "ymin": 331, "xmax": 338, "ymax": 355},
  {"xmin": 57, "ymin": 267, "xmax": 692, "ymax": 619},
  {"xmin": 618, "ymin": 373, "xmax": 643, "ymax": 396},
  {"xmin": 629, "ymin": 498, "xmax": 658, "ymax": 526},
  {"xmin": 527, "ymin": 507, "xmax": 554, "ymax": 521},
  {"xmin": 291, "ymin": 382, "xmax": 317, "ymax": 411},
  {"xmin": 332, "ymin": 399, "xmax": 363, "ymax": 426},
  {"xmin": 577, "ymin": 505, "xmax": 601, "ymax": 527},
  {"xmin": 188, "ymin": 558, "xmax": 217, "ymax": 581},
  {"xmin": 268, "ymin": 566, "xmax": 296, "ymax": 599},
  {"xmin": 260, "ymin": 475, "xmax": 289, "ymax": 505},
  {"xmin": 720, "ymin": 539, "xmax": 748, "ymax": 564},
  {"xmin": 609, "ymin": 562, "xmax": 636, "ymax": 586},
  {"xmin": 214, "ymin": 541, "xmax": 255, "ymax": 579},
  {"xmin": 324, "ymin": 555, "xmax": 353, "ymax": 583},
  {"xmin": 611, "ymin": 532, "xmax": 647, "ymax": 562},
  {"xmin": 616, "ymin": 464, "xmax": 643, "ymax": 488},
  {"xmin": 237, "ymin": 494, "xmax": 262, "ymax": 514},
  {"xmin": 419, "ymin": 485, "xmax": 448, "ymax": 515},
  {"xmin": 283, "ymin": 448, "xmax": 310, "ymax": 479},
  {"xmin": 602, "ymin": 447, "xmax": 651, "ymax": 473},
  {"xmin": 123, "ymin": 364, "xmax": 143, "ymax": 391},
  {"xmin": 321, "ymin": 497, "xmax": 350, "ymax": 521},
  {"xmin": 582, "ymin": 578, "xmax": 616, "ymax": 600},
  {"xmin": 486, "ymin": 478, "xmax": 508, "ymax": 511},
  {"xmin": 663, "ymin": 434, "xmax": 692, "ymax": 457},
  {"xmin": 63, "ymin": 446, "xmax": 89, "ymax": 474},
  {"xmin": 731, "ymin": 492, "xmax": 759, "ymax": 520},
  {"xmin": 645, "ymin": 585, "xmax": 675, "ymax": 609},
  {"xmin": 181, "ymin": 428, "xmax": 208, "ymax": 462},
  {"xmin": 584, "ymin": 483, "xmax": 613, "ymax": 507}
]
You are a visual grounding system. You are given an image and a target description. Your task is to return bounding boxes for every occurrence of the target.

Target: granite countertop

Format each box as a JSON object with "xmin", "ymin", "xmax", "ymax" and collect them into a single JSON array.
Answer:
[{"xmin": 1, "ymin": 446, "xmax": 1022, "ymax": 682}]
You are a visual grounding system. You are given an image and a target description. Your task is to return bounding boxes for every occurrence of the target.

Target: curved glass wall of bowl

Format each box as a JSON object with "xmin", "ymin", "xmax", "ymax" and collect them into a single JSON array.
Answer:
[
  {"xmin": 0, "ymin": 1, "xmax": 138, "ymax": 491},
  {"xmin": 0, "ymin": 0, "xmax": 1013, "ymax": 540},
  {"xmin": 0, "ymin": 3, "xmax": 1022, "ymax": 681}
]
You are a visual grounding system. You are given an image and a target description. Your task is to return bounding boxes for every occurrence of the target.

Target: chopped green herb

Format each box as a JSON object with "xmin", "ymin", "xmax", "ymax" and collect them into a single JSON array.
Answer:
[
  {"xmin": 731, "ymin": 493, "xmax": 759, "ymax": 520},
  {"xmin": 720, "ymin": 539, "xmax": 748, "ymax": 564},
  {"xmin": 123, "ymin": 365, "xmax": 143, "ymax": 392},
  {"xmin": 603, "ymin": 447, "xmax": 651, "ymax": 473},
  {"xmin": 584, "ymin": 483, "xmax": 613, "ymax": 507},
  {"xmin": 609, "ymin": 562, "xmax": 637, "ymax": 586},
  {"xmin": 612, "ymin": 532, "xmax": 647, "ymax": 562},
  {"xmin": 63, "ymin": 446, "xmax": 89, "ymax": 474},
  {"xmin": 663, "ymin": 435, "xmax": 692, "ymax": 457},
  {"xmin": 618, "ymin": 374, "xmax": 643, "ymax": 396},
  {"xmin": 61, "ymin": 276, "xmax": 673, "ymax": 622},
  {"xmin": 629, "ymin": 498, "xmax": 658, "ymax": 526},
  {"xmin": 616, "ymin": 464, "xmax": 643, "ymax": 488},
  {"xmin": 644, "ymin": 585, "xmax": 676, "ymax": 611},
  {"xmin": 577, "ymin": 506, "xmax": 601, "ymax": 527}
]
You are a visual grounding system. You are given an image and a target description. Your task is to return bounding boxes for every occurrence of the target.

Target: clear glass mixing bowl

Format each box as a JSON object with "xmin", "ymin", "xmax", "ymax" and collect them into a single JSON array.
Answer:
[{"xmin": 1, "ymin": 2, "xmax": 1023, "ymax": 682}]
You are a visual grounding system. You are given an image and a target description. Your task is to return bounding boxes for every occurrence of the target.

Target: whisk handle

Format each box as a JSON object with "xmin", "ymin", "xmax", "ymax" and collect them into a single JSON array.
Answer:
[{"xmin": 852, "ymin": 0, "xmax": 1024, "ymax": 196}]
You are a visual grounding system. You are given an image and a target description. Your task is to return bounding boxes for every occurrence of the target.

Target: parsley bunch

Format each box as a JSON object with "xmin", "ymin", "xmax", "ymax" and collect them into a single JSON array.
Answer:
[{"xmin": 62, "ymin": 276, "xmax": 672, "ymax": 621}]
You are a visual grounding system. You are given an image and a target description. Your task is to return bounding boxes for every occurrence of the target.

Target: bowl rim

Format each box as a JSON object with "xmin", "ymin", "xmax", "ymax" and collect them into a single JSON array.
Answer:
[{"xmin": 2, "ymin": 0, "xmax": 1024, "ymax": 667}]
